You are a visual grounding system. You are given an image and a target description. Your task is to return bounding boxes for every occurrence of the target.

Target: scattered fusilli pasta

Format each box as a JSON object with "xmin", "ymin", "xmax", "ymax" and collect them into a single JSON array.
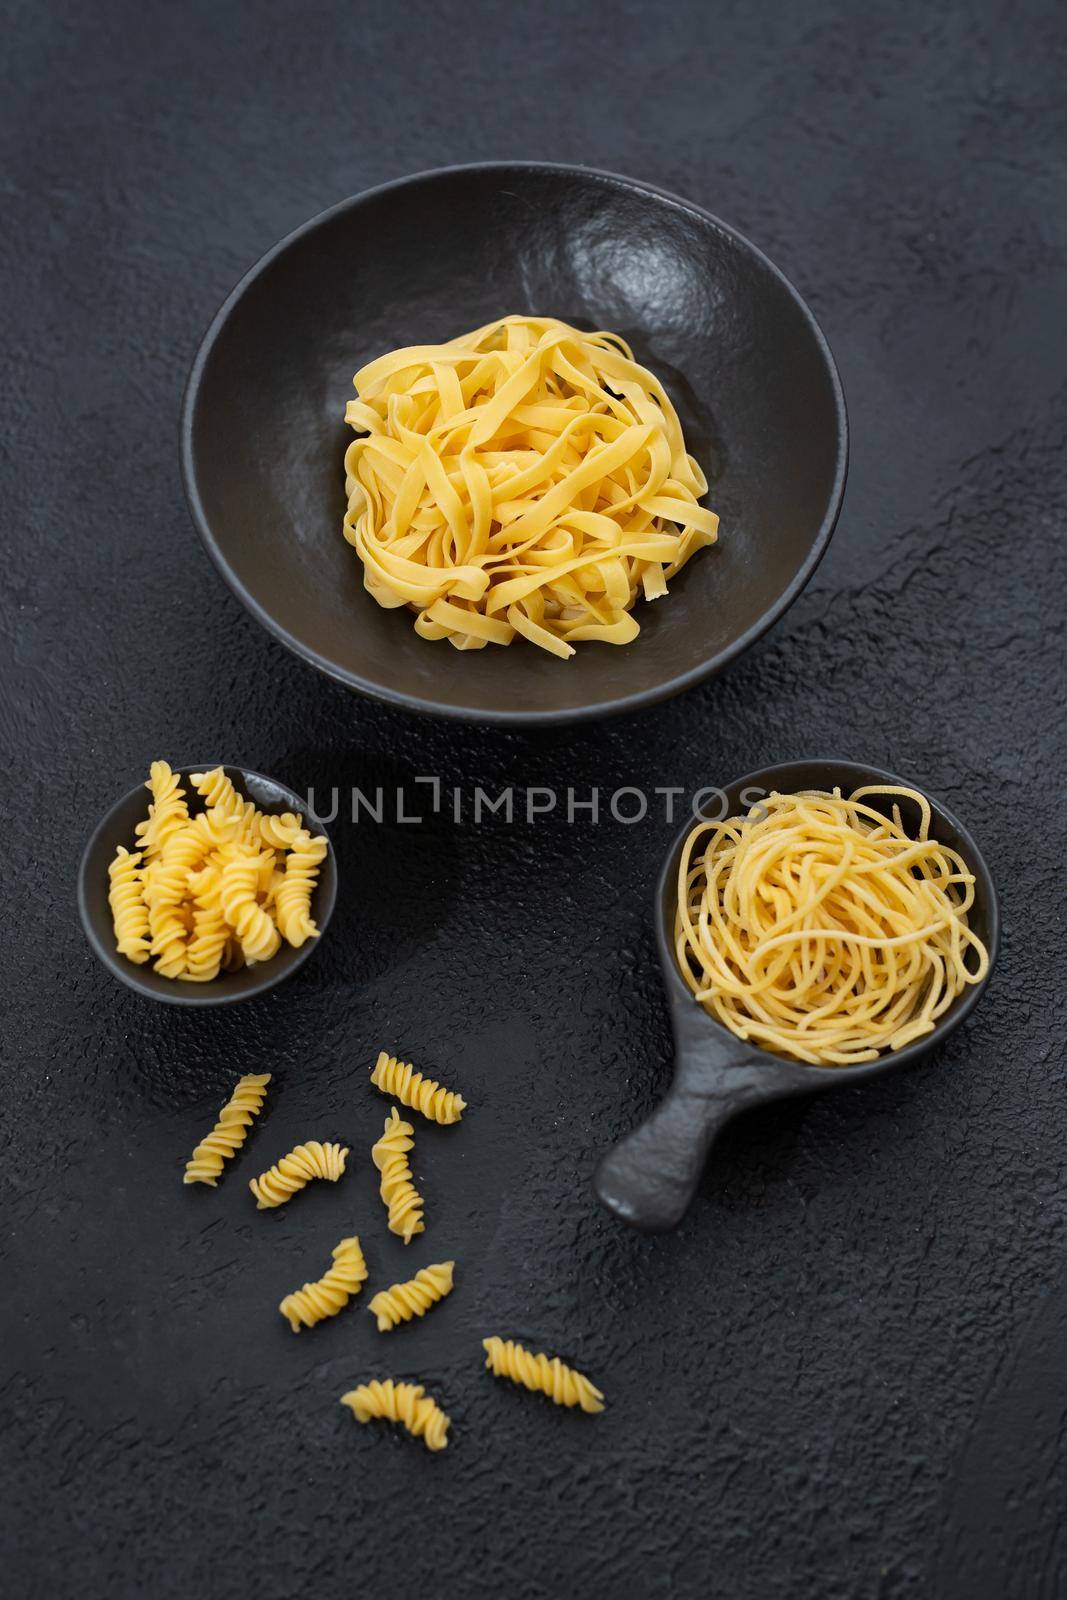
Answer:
[
  {"xmin": 249, "ymin": 1140, "xmax": 349, "ymax": 1209},
  {"xmin": 184, "ymin": 1072, "xmax": 272, "ymax": 1186},
  {"xmin": 370, "ymin": 1051, "xmax": 466, "ymax": 1124},
  {"xmin": 340, "ymin": 1379, "xmax": 451, "ymax": 1451},
  {"xmin": 371, "ymin": 1108, "xmax": 425, "ymax": 1243},
  {"xmin": 369, "ymin": 1261, "xmax": 455, "ymax": 1332},
  {"xmin": 482, "ymin": 1337, "xmax": 605, "ymax": 1413},
  {"xmin": 279, "ymin": 1236, "xmax": 368, "ymax": 1331}
]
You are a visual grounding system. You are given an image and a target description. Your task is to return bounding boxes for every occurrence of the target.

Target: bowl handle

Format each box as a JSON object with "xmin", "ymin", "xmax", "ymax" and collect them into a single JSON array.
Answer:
[
  {"xmin": 594, "ymin": 1069, "xmax": 775, "ymax": 1231},
  {"xmin": 593, "ymin": 996, "xmax": 811, "ymax": 1231}
]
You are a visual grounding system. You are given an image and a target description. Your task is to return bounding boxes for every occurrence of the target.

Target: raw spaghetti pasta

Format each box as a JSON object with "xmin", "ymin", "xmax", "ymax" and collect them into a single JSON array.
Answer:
[
  {"xmin": 675, "ymin": 786, "xmax": 990, "ymax": 1066},
  {"xmin": 342, "ymin": 314, "xmax": 717, "ymax": 659}
]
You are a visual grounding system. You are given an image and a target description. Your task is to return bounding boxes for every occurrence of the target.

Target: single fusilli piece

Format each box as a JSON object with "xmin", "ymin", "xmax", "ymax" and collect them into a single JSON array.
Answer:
[
  {"xmin": 275, "ymin": 832, "xmax": 328, "ymax": 948},
  {"xmin": 371, "ymin": 1108, "xmax": 424, "ymax": 1243},
  {"xmin": 370, "ymin": 1051, "xmax": 467, "ymax": 1125},
  {"xmin": 340, "ymin": 1379, "xmax": 451, "ymax": 1452},
  {"xmin": 219, "ymin": 850, "xmax": 282, "ymax": 964},
  {"xmin": 482, "ymin": 1337, "xmax": 605, "ymax": 1413},
  {"xmin": 279, "ymin": 1235, "xmax": 368, "ymax": 1332},
  {"xmin": 146, "ymin": 887, "xmax": 189, "ymax": 979},
  {"xmin": 249, "ymin": 1140, "xmax": 349, "ymax": 1209},
  {"xmin": 135, "ymin": 760, "xmax": 189, "ymax": 861},
  {"xmin": 181, "ymin": 863, "xmax": 228, "ymax": 983},
  {"xmin": 258, "ymin": 810, "xmax": 306, "ymax": 850},
  {"xmin": 184, "ymin": 1073, "xmax": 272, "ymax": 1186},
  {"xmin": 369, "ymin": 1261, "xmax": 455, "ymax": 1333},
  {"xmin": 190, "ymin": 766, "xmax": 244, "ymax": 822},
  {"xmin": 107, "ymin": 845, "xmax": 150, "ymax": 963}
]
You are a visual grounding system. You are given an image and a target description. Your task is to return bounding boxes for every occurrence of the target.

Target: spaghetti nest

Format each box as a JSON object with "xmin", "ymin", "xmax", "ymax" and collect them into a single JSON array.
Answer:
[
  {"xmin": 675, "ymin": 787, "xmax": 990, "ymax": 1066},
  {"xmin": 342, "ymin": 314, "xmax": 717, "ymax": 659}
]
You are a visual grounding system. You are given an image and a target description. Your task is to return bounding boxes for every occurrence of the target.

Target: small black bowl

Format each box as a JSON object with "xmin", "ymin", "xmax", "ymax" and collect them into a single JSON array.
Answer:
[
  {"xmin": 182, "ymin": 161, "xmax": 847, "ymax": 724},
  {"xmin": 594, "ymin": 759, "xmax": 999, "ymax": 1230},
  {"xmin": 78, "ymin": 764, "xmax": 337, "ymax": 1006}
]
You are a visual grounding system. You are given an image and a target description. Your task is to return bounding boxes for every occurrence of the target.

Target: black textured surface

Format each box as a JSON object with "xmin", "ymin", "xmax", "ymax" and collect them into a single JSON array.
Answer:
[
  {"xmin": 2, "ymin": 3, "xmax": 1065, "ymax": 1598},
  {"xmin": 183, "ymin": 162, "xmax": 846, "ymax": 721}
]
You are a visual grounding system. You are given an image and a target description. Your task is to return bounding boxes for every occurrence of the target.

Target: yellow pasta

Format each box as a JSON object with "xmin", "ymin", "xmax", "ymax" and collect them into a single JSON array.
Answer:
[
  {"xmin": 274, "ymin": 831, "xmax": 328, "ymax": 948},
  {"xmin": 135, "ymin": 760, "xmax": 189, "ymax": 862},
  {"xmin": 371, "ymin": 1108, "xmax": 424, "ymax": 1243},
  {"xmin": 190, "ymin": 766, "xmax": 245, "ymax": 823},
  {"xmin": 222, "ymin": 936, "xmax": 245, "ymax": 973},
  {"xmin": 107, "ymin": 845, "xmax": 150, "ymax": 964},
  {"xmin": 342, "ymin": 314, "xmax": 718, "ymax": 659},
  {"xmin": 369, "ymin": 1262, "xmax": 455, "ymax": 1333},
  {"xmin": 105, "ymin": 761, "xmax": 329, "ymax": 981},
  {"xmin": 183, "ymin": 863, "xmax": 229, "ymax": 982},
  {"xmin": 370, "ymin": 1050, "xmax": 466, "ymax": 1125},
  {"xmin": 279, "ymin": 1236, "xmax": 368, "ymax": 1332},
  {"xmin": 258, "ymin": 810, "xmax": 306, "ymax": 850},
  {"xmin": 145, "ymin": 863, "xmax": 190, "ymax": 980},
  {"xmin": 482, "ymin": 1336, "xmax": 605, "ymax": 1414},
  {"xmin": 340, "ymin": 1380, "xmax": 451, "ymax": 1452},
  {"xmin": 675, "ymin": 787, "xmax": 991, "ymax": 1066},
  {"xmin": 220, "ymin": 850, "xmax": 282, "ymax": 964},
  {"xmin": 249, "ymin": 1140, "xmax": 348, "ymax": 1209},
  {"xmin": 184, "ymin": 1073, "xmax": 272, "ymax": 1186}
]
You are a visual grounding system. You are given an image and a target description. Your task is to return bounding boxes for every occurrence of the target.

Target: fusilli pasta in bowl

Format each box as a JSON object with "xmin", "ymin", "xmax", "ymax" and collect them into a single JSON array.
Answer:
[{"xmin": 78, "ymin": 762, "xmax": 337, "ymax": 1005}]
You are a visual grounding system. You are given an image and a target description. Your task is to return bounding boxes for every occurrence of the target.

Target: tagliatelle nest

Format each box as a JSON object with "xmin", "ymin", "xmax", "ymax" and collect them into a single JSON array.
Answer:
[{"xmin": 342, "ymin": 314, "xmax": 718, "ymax": 659}]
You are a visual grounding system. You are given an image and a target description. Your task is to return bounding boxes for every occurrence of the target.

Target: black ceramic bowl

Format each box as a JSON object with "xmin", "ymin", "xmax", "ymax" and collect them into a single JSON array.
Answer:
[
  {"xmin": 594, "ymin": 760, "xmax": 999, "ymax": 1230},
  {"xmin": 182, "ymin": 162, "xmax": 847, "ymax": 724},
  {"xmin": 78, "ymin": 764, "xmax": 337, "ymax": 1006}
]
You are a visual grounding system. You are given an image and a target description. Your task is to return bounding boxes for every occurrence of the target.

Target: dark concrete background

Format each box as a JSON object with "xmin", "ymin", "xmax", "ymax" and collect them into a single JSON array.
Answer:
[{"xmin": 2, "ymin": 1, "xmax": 1065, "ymax": 1596}]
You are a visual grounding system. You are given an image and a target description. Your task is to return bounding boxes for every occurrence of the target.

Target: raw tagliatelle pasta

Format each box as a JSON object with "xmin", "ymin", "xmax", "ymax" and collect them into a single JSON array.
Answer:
[
  {"xmin": 342, "ymin": 314, "xmax": 718, "ymax": 659},
  {"xmin": 279, "ymin": 1236, "xmax": 368, "ymax": 1332},
  {"xmin": 675, "ymin": 787, "xmax": 991, "ymax": 1067},
  {"xmin": 106, "ymin": 761, "xmax": 329, "ymax": 982},
  {"xmin": 482, "ymin": 1337, "xmax": 605, "ymax": 1414},
  {"xmin": 340, "ymin": 1380, "xmax": 451, "ymax": 1452},
  {"xmin": 183, "ymin": 1072, "xmax": 272, "ymax": 1186}
]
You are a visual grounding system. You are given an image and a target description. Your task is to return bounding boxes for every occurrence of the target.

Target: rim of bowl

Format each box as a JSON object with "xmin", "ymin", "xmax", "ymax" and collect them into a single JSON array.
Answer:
[
  {"xmin": 77, "ymin": 763, "xmax": 337, "ymax": 1006},
  {"xmin": 656, "ymin": 757, "xmax": 1000, "ymax": 1083},
  {"xmin": 180, "ymin": 160, "xmax": 849, "ymax": 726}
]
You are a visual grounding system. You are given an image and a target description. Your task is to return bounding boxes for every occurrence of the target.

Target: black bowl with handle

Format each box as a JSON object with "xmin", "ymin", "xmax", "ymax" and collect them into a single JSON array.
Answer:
[
  {"xmin": 77, "ymin": 763, "xmax": 337, "ymax": 1007},
  {"xmin": 181, "ymin": 161, "xmax": 847, "ymax": 724},
  {"xmin": 594, "ymin": 759, "xmax": 999, "ymax": 1231}
]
